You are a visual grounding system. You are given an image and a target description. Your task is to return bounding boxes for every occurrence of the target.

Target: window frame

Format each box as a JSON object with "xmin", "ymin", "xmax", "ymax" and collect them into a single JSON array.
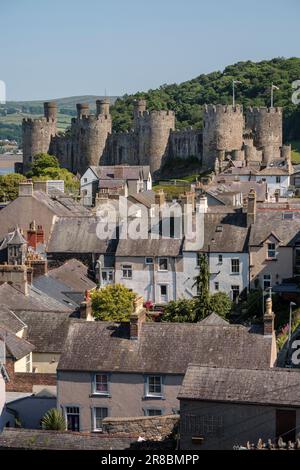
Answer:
[
  {"xmin": 144, "ymin": 408, "xmax": 163, "ymax": 417},
  {"xmin": 65, "ymin": 406, "xmax": 80, "ymax": 432},
  {"xmin": 93, "ymin": 373, "xmax": 110, "ymax": 396},
  {"xmin": 144, "ymin": 375, "xmax": 164, "ymax": 398},
  {"xmin": 267, "ymin": 242, "xmax": 276, "ymax": 260},
  {"xmin": 122, "ymin": 264, "xmax": 132, "ymax": 279},
  {"xmin": 218, "ymin": 254, "xmax": 223, "ymax": 264},
  {"xmin": 145, "ymin": 257, "xmax": 154, "ymax": 265},
  {"xmin": 214, "ymin": 281, "xmax": 219, "ymax": 291},
  {"xmin": 92, "ymin": 407, "xmax": 109, "ymax": 432},
  {"xmin": 231, "ymin": 258, "xmax": 240, "ymax": 274},
  {"xmin": 158, "ymin": 257, "xmax": 168, "ymax": 272}
]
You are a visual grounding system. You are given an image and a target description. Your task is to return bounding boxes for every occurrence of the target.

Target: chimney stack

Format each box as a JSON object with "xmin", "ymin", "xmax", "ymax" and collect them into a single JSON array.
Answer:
[
  {"xmin": 264, "ymin": 296, "xmax": 275, "ymax": 336},
  {"xmin": 19, "ymin": 181, "xmax": 33, "ymax": 197},
  {"xmin": 198, "ymin": 194, "xmax": 208, "ymax": 213},
  {"xmin": 130, "ymin": 295, "xmax": 146, "ymax": 340},
  {"xmin": 247, "ymin": 189, "xmax": 256, "ymax": 227},
  {"xmin": 79, "ymin": 290, "xmax": 94, "ymax": 321},
  {"xmin": 154, "ymin": 190, "xmax": 165, "ymax": 208}
]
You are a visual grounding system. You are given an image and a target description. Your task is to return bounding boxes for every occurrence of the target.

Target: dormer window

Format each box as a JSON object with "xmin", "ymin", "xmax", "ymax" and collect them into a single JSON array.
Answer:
[{"xmin": 267, "ymin": 243, "xmax": 276, "ymax": 259}]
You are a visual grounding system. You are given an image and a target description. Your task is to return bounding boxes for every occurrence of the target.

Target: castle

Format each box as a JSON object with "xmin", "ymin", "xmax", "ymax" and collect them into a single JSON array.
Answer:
[{"xmin": 22, "ymin": 99, "xmax": 291, "ymax": 176}]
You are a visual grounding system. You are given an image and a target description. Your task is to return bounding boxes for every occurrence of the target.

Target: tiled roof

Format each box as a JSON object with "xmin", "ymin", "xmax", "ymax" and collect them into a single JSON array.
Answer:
[
  {"xmin": 116, "ymin": 238, "xmax": 183, "ymax": 257},
  {"xmin": 249, "ymin": 211, "xmax": 300, "ymax": 246},
  {"xmin": 0, "ymin": 305, "xmax": 26, "ymax": 334},
  {"xmin": 201, "ymin": 211, "xmax": 249, "ymax": 252},
  {"xmin": 16, "ymin": 311, "xmax": 74, "ymax": 353},
  {"xmin": 0, "ymin": 325, "xmax": 34, "ymax": 360},
  {"xmin": 178, "ymin": 365, "xmax": 300, "ymax": 406},
  {"xmin": 58, "ymin": 318, "xmax": 273, "ymax": 374}
]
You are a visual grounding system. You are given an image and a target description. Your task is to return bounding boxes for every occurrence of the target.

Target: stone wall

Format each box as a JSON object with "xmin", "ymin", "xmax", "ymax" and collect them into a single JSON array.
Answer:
[{"xmin": 102, "ymin": 414, "xmax": 179, "ymax": 441}]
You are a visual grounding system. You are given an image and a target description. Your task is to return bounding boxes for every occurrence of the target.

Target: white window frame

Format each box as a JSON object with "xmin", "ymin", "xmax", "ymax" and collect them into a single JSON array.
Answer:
[
  {"xmin": 267, "ymin": 243, "xmax": 276, "ymax": 259},
  {"xmin": 93, "ymin": 373, "xmax": 110, "ymax": 396},
  {"xmin": 145, "ymin": 375, "xmax": 163, "ymax": 398},
  {"xmin": 145, "ymin": 257, "xmax": 154, "ymax": 265},
  {"xmin": 93, "ymin": 407, "xmax": 108, "ymax": 432},
  {"xmin": 263, "ymin": 274, "xmax": 272, "ymax": 290},
  {"xmin": 122, "ymin": 264, "xmax": 132, "ymax": 279},
  {"xmin": 159, "ymin": 284, "xmax": 168, "ymax": 303},
  {"xmin": 231, "ymin": 258, "xmax": 240, "ymax": 274},
  {"xmin": 158, "ymin": 257, "xmax": 168, "ymax": 272},
  {"xmin": 218, "ymin": 254, "xmax": 223, "ymax": 264},
  {"xmin": 145, "ymin": 408, "xmax": 163, "ymax": 417},
  {"xmin": 214, "ymin": 281, "xmax": 219, "ymax": 291},
  {"xmin": 276, "ymin": 176, "xmax": 281, "ymax": 183}
]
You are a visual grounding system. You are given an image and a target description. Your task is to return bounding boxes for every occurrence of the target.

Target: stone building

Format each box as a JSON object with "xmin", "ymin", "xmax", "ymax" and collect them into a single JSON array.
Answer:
[{"xmin": 22, "ymin": 99, "xmax": 291, "ymax": 178}]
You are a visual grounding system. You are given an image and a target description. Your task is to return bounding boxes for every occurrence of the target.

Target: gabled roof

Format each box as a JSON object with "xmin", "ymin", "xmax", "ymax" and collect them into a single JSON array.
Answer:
[
  {"xmin": 0, "ymin": 325, "xmax": 34, "ymax": 360},
  {"xmin": 201, "ymin": 211, "xmax": 249, "ymax": 252},
  {"xmin": 89, "ymin": 165, "xmax": 150, "ymax": 181},
  {"xmin": 116, "ymin": 238, "xmax": 183, "ymax": 257},
  {"xmin": 16, "ymin": 311, "xmax": 74, "ymax": 353},
  {"xmin": 178, "ymin": 365, "xmax": 300, "ymax": 407},
  {"xmin": 199, "ymin": 313, "xmax": 229, "ymax": 326},
  {"xmin": 58, "ymin": 320, "xmax": 273, "ymax": 374},
  {"xmin": 249, "ymin": 211, "xmax": 300, "ymax": 246},
  {"xmin": 0, "ymin": 283, "xmax": 72, "ymax": 313},
  {"xmin": 47, "ymin": 217, "xmax": 117, "ymax": 254},
  {"xmin": 0, "ymin": 305, "xmax": 26, "ymax": 334},
  {"xmin": 6, "ymin": 227, "xmax": 27, "ymax": 246}
]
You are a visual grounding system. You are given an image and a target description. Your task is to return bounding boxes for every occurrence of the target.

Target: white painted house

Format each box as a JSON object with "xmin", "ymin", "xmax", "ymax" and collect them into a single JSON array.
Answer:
[{"xmin": 80, "ymin": 165, "xmax": 152, "ymax": 206}]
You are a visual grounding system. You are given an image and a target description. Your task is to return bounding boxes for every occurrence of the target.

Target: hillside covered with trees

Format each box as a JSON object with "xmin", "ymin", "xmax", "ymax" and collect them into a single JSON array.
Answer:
[{"xmin": 111, "ymin": 57, "xmax": 300, "ymax": 143}]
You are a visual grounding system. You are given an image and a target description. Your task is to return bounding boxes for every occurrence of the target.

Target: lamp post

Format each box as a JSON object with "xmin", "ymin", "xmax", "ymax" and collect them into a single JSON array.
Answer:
[
  {"xmin": 288, "ymin": 301, "xmax": 297, "ymax": 348},
  {"xmin": 232, "ymin": 80, "xmax": 242, "ymax": 107}
]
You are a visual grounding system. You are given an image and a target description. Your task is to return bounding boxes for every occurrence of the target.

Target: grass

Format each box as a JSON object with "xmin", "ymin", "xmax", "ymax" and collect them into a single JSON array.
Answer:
[
  {"xmin": 153, "ymin": 181, "xmax": 191, "ymax": 199},
  {"xmin": 0, "ymin": 112, "xmax": 72, "ymax": 131},
  {"xmin": 291, "ymin": 140, "xmax": 300, "ymax": 164}
]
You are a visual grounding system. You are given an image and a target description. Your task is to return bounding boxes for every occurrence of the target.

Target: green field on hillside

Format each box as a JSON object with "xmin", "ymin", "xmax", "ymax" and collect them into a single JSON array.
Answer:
[{"xmin": 291, "ymin": 141, "xmax": 300, "ymax": 164}]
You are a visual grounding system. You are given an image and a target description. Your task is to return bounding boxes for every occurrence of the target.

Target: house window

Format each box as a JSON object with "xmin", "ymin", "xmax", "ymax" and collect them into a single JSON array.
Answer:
[
  {"xmin": 276, "ymin": 176, "xmax": 281, "ymax": 183},
  {"xmin": 295, "ymin": 247, "xmax": 300, "ymax": 274},
  {"xmin": 214, "ymin": 282, "xmax": 219, "ymax": 291},
  {"xmin": 145, "ymin": 409, "xmax": 162, "ymax": 417},
  {"xmin": 25, "ymin": 353, "xmax": 31, "ymax": 373},
  {"xmin": 267, "ymin": 243, "xmax": 276, "ymax": 259},
  {"xmin": 231, "ymin": 285, "xmax": 240, "ymax": 302},
  {"xmin": 102, "ymin": 270, "xmax": 114, "ymax": 282},
  {"xmin": 263, "ymin": 274, "xmax": 271, "ymax": 290},
  {"xmin": 158, "ymin": 258, "xmax": 168, "ymax": 271},
  {"xmin": 122, "ymin": 264, "xmax": 132, "ymax": 279},
  {"xmin": 218, "ymin": 255, "xmax": 223, "ymax": 264},
  {"xmin": 94, "ymin": 374, "xmax": 109, "ymax": 395},
  {"xmin": 231, "ymin": 258, "xmax": 240, "ymax": 274},
  {"xmin": 159, "ymin": 285, "xmax": 168, "ymax": 303},
  {"xmin": 93, "ymin": 407, "xmax": 108, "ymax": 431},
  {"xmin": 83, "ymin": 178, "xmax": 88, "ymax": 183},
  {"xmin": 145, "ymin": 376, "xmax": 163, "ymax": 397},
  {"xmin": 145, "ymin": 257, "xmax": 154, "ymax": 265},
  {"xmin": 66, "ymin": 407, "xmax": 80, "ymax": 432}
]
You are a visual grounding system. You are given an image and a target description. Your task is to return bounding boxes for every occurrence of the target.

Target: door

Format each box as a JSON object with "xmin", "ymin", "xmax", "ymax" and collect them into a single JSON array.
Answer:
[{"xmin": 276, "ymin": 409, "xmax": 296, "ymax": 442}]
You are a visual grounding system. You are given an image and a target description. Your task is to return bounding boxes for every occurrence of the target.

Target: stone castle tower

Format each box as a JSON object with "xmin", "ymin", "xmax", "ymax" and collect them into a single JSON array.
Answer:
[
  {"xmin": 202, "ymin": 104, "xmax": 244, "ymax": 170},
  {"xmin": 245, "ymin": 107, "xmax": 283, "ymax": 163},
  {"xmin": 133, "ymin": 99, "xmax": 175, "ymax": 173},
  {"xmin": 22, "ymin": 102, "xmax": 57, "ymax": 173}
]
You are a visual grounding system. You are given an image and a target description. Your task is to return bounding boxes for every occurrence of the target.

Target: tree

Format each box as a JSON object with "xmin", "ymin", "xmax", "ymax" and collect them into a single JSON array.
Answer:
[
  {"xmin": 41, "ymin": 408, "xmax": 66, "ymax": 431},
  {"xmin": 194, "ymin": 253, "xmax": 211, "ymax": 321},
  {"xmin": 91, "ymin": 284, "xmax": 137, "ymax": 321},
  {"xmin": 28, "ymin": 153, "xmax": 59, "ymax": 176},
  {"xmin": 162, "ymin": 298, "xmax": 196, "ymax": 323},
  {"xmin": 209, "ymin": 292, "xmax": 232, "ymax": 319},
  {"xmin": 27, "ymin": 153, "xmax": 79, "ymax": 193},
  {"xmin": 0, "ymin": 173, "xmax": 26, "ymax": 202}
]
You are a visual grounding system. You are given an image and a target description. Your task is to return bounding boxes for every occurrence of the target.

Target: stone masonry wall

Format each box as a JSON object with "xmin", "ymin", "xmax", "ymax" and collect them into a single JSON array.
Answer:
[
  {"xmin": 5, "ymin": 359, "xmax": 56, "ymax": 393},
  {"xmin": 102, "ymin": 415, "xmax": 179, "ymax": 441}
]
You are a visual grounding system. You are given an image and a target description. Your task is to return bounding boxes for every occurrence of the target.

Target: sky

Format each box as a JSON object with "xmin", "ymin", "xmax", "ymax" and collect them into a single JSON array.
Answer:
[{"xmin": 1, "ymin": 0, "xmax": 299, "ymax": 101}]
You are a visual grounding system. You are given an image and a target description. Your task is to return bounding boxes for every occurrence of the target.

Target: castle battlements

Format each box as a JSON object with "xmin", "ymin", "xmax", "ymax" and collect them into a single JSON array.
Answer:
[
  {"xmin": 204, "ymin": 104, "xmax": 243, "ymax": 115},
  {"xmin": 247, "ymin": 106, "xmax": 282, "ymax": 115}
]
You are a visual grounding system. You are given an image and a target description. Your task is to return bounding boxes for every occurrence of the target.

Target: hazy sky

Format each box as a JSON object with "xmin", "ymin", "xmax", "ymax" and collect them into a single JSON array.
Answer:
[{"xmin": 1, "ymin": 0, "xmax": 299, "ymax": 101}]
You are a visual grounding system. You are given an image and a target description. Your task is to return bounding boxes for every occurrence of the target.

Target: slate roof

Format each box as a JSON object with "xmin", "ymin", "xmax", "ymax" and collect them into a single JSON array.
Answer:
[
  {"xmin": 0, "ymin": 325, "xmax": 34, "ymax": 360},
  {"xmin": 0, "ymin": 305, "xmax": 26, "ymax": 334},
  {"xmin": 0, "ymin": 428, "xmax": 136, "ymax": 450},
  {"xmin": 16, "ymin": 311, "xmax": 74, "ymax": 353},
  {"xmin": 249, "ymin": 211, "xmax": 300, "ymax": 246},
  {"xmin": 48, "ymin": 259, "xmax": 96, "ymax": 291},
  {"xmin": 47, "ymin": 217, "xmax": 117, "ymax": 254},
  {"xmin": 58, "ymin": 318, "xmax": 273, "ymax": 373},
  {"xmin": 201, "ymin": 212, "xmax": 249, "ymax": 252},
  {"xmin": 90, "ymin": 165, "xmax": 150, "ymax": 181},
  {"xmin": 178, "ymin": 365, "xmax": 300, "ymax": 407},
  {"xmin": 0, "ymin": 283, "xmax": 72, "ymax": 313},
  {"xmin": 128, "ymin": 191, "xmax": 156, "ymax": 208},
  {"xmin": 33, "ymin": 259, "xmax": 96, "ymax": 308},
  {"xmin": 199, "ymin": 312, "xmax": 228, "ymax": 326},
  {"xmin": 210, "ymin": 181, "xmax": 267, "ymax": 202},
  {"xmin": 6, "ymin": 227, "xmax": 27, "ymax": 245},
  {"xmin": 116, "ymin": 238, "xmax": 183, "ymax": 257}
]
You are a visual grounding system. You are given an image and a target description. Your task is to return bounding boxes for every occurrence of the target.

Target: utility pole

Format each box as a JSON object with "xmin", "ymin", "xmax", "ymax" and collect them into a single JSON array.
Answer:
[{"xmin": 271, "ymin": 83, "xmax": 279, "ymax": 108}]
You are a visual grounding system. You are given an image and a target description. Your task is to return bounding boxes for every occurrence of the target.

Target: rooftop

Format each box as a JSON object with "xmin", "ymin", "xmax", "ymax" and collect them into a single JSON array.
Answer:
[{"xmin": 178, "ymin": 365, "xmax": 300, "ymax": 407}]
